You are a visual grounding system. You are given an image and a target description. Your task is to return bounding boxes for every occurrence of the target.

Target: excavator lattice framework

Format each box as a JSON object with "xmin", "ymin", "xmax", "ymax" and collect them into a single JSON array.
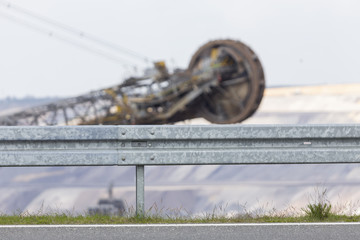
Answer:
[{"xmin": 0, "ymin": 39, "xmax": 265, "ymax": 126}]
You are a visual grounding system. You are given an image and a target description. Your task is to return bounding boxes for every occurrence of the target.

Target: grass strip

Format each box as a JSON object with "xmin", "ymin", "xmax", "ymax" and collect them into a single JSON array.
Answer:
[{"xmin": 1, "ymin": 214, "xmax": 360, "ymax": 225}]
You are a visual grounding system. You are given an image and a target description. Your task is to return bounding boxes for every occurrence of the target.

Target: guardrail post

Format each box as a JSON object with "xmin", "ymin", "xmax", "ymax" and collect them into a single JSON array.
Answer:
[{"xmin": 136, "ymin": 165, "xmax": 145, "ymax": 217}]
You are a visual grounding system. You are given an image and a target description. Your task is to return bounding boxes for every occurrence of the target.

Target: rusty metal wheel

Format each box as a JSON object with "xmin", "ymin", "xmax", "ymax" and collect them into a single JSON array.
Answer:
[{"xmin": 188, "ymin": 39, "xmax": 265, "ymax": 124}]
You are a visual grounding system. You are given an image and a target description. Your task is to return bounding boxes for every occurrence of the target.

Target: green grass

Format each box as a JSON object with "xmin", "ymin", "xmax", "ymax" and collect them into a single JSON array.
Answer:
[
  {"xmin": 1, "ymin": 213, "xmax": 360, "ymax": 225},
  {"xmin": 1, "ymin": 187, "xmax": 358, "ymax": 225}
]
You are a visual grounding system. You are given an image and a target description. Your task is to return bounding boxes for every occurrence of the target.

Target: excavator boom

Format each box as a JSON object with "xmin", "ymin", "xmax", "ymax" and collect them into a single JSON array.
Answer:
[{"xmin": 0, "ymin": 39, "xmax": 265, "ymax": 126}]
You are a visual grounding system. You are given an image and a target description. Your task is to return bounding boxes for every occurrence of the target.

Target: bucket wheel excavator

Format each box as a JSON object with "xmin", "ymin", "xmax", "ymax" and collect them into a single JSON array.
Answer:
[{"xmin": 0, "ymin": 39, "xmax": 265, "ymax": 126}]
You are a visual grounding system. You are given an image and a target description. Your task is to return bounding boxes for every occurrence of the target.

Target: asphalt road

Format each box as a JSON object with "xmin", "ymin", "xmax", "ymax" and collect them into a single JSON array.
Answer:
[{"xmin": 1, "ymin": 223, "xmax": 360, "ymax": 240}]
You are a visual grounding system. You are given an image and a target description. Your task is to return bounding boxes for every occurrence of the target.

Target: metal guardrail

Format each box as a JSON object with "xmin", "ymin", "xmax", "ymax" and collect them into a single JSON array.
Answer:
[{"xmin": 0, "ymin": 125, "xmax": 360, "ymax": 215}]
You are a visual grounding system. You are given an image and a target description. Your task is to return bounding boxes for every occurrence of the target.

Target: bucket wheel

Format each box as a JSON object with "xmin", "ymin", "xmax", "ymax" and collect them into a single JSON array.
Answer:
[{"xmin": 188, "ymin": 39, "xmax": 265, "ymax": 124}]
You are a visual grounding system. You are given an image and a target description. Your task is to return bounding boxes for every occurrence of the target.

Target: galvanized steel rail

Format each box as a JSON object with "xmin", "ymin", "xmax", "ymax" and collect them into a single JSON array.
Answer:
[{"xmin": 0, "ymin": 125, "xmax": 359, "ymax": 215}]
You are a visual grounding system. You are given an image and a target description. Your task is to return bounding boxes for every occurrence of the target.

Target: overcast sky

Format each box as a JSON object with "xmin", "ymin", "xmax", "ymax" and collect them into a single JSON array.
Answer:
[{"xmin": 0, "ymin": 0, "xmax": 359, "ymax": 98}]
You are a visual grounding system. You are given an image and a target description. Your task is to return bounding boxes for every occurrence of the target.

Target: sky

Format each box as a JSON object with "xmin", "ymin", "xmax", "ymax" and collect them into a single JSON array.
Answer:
[{"xmin": 0, "ymin": 0, "xmax": 359, "ymax": 99}]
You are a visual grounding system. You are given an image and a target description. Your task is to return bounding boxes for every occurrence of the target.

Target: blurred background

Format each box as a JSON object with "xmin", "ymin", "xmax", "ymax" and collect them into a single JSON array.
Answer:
[
  {"xmin": 0, "ymin": 0, "xmax": 359, "ymax": 216},
  {"xmin": 1, "ymin": 0, "xmax": 359, "ymax": 98}
]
